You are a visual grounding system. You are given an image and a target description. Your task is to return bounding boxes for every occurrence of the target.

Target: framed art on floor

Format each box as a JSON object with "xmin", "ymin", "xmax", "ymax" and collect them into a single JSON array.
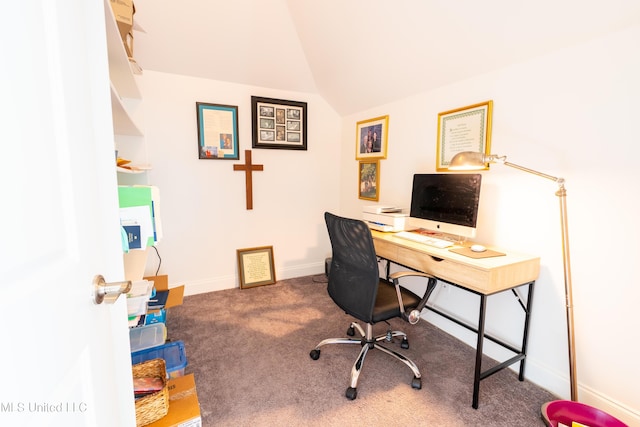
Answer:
[{"xmin": 237, "ymin": 246, "xmax": 276, "ymax": 289}]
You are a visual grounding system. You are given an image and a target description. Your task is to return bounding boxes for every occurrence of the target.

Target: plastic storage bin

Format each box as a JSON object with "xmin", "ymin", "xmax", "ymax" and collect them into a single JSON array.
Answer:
[
  {"xmin": 129, "ymin": 323, "xmax": 167, "ymax": 353},
  {"xmin": 541, "ymin": 400, "xmax": 628, "ymax": 427},
  {"xmin": 131, "ymin": 340, "xmax": 187, "ymax": 379}
]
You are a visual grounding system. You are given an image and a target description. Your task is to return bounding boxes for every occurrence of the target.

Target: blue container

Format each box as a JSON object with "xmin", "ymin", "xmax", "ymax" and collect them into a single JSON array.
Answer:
[
  {"xmin": 131, "ymin": 340, "xmax": 187, "ymax": 378},
  {"xmin": 144, "ymin": 308, "xmax": 166, "ymax": 325}
]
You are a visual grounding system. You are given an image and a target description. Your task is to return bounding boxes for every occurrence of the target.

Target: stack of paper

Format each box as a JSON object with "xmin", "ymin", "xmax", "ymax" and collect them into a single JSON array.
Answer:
[{"xmin": 126, "ymin": 279, "xmax": 154, "ymax": 317}]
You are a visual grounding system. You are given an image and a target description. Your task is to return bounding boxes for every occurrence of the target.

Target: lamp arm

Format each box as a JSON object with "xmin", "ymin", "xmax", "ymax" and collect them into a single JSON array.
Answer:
[{"xmin": 502, "ymin": 160, "xmax": 564, "ymax": 188}]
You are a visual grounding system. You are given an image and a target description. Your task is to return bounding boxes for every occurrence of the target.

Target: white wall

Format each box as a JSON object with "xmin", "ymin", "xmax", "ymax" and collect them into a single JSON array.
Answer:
[
  {"xmin": 339, "ymin": 25, "xmax": 640, "ymax": 424},
  {"xmin": 132, "ymin": 24, "xmax": 639, "ymax": 425},
  {"xmin": 137, "ymin": 71, "xmax": 341, "ymax": 293}
]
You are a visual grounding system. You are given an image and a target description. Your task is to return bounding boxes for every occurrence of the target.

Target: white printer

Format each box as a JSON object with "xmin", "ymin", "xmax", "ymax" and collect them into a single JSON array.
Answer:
[{"xmin": 362, "ymin": 205, "xmax": 407, "ymax": 232}]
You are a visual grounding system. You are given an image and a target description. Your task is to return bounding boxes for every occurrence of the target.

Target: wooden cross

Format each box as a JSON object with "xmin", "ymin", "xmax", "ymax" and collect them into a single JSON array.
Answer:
[{"xmin": 233, "ymin": 150, "xmax": 264, "ymax": 210}]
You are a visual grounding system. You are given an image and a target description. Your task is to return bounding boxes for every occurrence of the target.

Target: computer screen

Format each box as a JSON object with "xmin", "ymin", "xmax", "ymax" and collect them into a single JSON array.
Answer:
[{"xmin": 407, "ymin": 173, "xmax": 482, "ymax": 239}]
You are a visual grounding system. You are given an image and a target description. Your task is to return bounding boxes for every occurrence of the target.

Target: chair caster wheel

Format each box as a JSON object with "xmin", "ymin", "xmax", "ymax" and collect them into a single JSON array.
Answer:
[
  {"xmin": 385, "ymin": 330, "xmax": 393, "ymax": 342},
  {"xmin": 345, "ymin": 387, "xmax": 357, "ymax": 400},
  {"xmin": 411, "ymin": 376, "xmax": 422, "ymax": 390},
  {"xmin": 309, "ymin": 349, "xmax": 320, "ymax": 360},
  {"xmin": 401, "ymin": 337, "xmax": 409, "ymax": 349},
  {"xmin": 346, "ymin": 325, "xmax": 355, "ymax": 336}
]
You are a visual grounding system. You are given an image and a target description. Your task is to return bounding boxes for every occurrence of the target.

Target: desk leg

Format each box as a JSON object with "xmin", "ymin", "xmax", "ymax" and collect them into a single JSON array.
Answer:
[
  {"xmin": 518, "ymin": 282, "xmax": 535, "ymax": 381},
  {"xmin": 472, "ymin": 294, "xmax": 487, "ymax": 409}
]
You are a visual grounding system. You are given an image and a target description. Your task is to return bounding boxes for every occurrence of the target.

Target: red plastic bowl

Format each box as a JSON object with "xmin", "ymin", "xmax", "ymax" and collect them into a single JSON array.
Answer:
[{"xmin": 541, "ymin": 400, "xmax": 628, "ymax": 427}]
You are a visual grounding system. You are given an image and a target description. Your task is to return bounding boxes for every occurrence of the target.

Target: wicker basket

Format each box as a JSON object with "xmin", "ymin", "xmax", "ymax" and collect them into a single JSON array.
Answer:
[{"xmin": 132, "ymin": 358, "xmax": 169, "ymax": 427}]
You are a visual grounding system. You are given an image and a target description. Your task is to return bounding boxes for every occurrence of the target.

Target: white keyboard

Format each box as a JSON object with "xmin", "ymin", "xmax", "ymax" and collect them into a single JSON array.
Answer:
[{"xmin": 393, "ymin": 231, "xmax": 454, "ymax": 248}]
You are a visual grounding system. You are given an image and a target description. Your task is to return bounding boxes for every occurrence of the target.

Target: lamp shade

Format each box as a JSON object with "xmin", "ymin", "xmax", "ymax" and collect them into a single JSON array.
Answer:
[{"xmin": 448, "ymin": 151, "xmax": 489, "ymax": 170}]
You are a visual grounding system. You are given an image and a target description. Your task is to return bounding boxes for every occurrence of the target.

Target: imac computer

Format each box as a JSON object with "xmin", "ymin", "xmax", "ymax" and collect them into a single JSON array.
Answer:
[{"xmin": 406, "ymin": 173, "xmax": 482, "ymax": 239}]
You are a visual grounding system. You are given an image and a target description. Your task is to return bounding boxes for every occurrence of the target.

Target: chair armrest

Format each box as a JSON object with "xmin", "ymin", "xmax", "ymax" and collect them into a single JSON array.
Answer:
[
  {"xmin": 389, "ymin": 271, "xmax": 434, "ymax": 281},
  {"xmin": 389, "ymin": 271, "xmax": 437, "ymax": 324}
]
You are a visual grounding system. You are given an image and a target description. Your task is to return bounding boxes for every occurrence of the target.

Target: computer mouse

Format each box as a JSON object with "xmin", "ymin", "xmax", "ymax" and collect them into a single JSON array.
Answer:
[{"xmin": 470, "ymin": 244, "xmax": 486, "ymax": 253}]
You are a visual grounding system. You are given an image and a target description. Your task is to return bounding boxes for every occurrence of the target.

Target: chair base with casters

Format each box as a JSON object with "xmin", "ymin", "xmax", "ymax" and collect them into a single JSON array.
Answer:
[{"xmin": 310, "ymin": 319, "xmax": 422, "ymax": 400}]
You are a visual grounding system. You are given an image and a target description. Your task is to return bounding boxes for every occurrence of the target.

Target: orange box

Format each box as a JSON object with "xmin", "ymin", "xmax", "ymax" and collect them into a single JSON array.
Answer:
[
  {"xmin": 143, "ymin": 275, "xmax": 185, "ymax": 309},
  {"xmin": 145, "ymin": 374, "xmax": 201, "ymax": 427}
]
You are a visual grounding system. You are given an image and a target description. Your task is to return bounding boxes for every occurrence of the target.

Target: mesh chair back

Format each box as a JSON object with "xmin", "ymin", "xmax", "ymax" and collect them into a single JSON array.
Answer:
[{"xmin": 324, "ymin": 212, "xmax": 380, "ymax": 323}]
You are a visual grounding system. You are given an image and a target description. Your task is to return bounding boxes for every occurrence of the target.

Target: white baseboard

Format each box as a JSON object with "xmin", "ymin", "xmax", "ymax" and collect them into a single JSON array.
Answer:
[
  {"xmin": 181, "ymin": 261, "xmax": 326, "ymax": 296},
  {"xmin": 182, "ymin": 274, "xmax": 236, "ymax": 296},
  {"xmin": 578, "ymin": 385, "xmax": 640, "ymax": 426}
]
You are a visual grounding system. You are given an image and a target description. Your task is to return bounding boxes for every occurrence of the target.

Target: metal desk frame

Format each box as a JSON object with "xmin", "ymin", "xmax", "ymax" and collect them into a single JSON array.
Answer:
[{"xmin": 382, "ymin": 258, "xmax": 535, "ymax": 409}]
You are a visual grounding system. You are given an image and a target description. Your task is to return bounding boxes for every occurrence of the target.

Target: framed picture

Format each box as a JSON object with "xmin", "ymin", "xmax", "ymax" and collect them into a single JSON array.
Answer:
[
  {"xmin": 251, "ymin": 96, "xmax": 307, "ymax": 150},
  {"xmin": 358, "ymin": 160, "xmax": 380, "ymax": 201},
  {"xmin": 355, "ymin": 115, "xmax": 389, "ymax": 160},
  {"xmin": 237, "ymin": 246, "xmax": 276, "ymax": 289},
  {"xmin": 196, "ymin": 102, "xmax": 240, "ymax": 159},
  {"xmin": 436, "ymin": 100, "xmax": 493, "ymax": 171}
]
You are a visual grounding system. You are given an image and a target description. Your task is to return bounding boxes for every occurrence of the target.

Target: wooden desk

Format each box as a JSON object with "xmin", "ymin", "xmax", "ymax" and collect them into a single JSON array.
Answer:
[{"xmin": 371, "ymin": 230, "xmax": 540, "ymax": 408}]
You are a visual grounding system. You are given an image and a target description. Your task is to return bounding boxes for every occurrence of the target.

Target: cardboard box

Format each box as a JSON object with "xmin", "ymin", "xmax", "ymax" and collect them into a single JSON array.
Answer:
[
  {"xmin": 123, "ymin": 30, "xmax": 134, "ymax": 58},
  {"xmin": 110, "ymin": 0, "xmax": 134, "ymax": 26},
  {"xmin": 143, "ymin": 275, "xmax": 185, "ymax": 310},
  {"xmin": 145, "ymin": 374, "xmax": 202, "ymax": 427},
  {"xmin": 109, "ymin": 0, "xmax": 135, "ymax": 57}
]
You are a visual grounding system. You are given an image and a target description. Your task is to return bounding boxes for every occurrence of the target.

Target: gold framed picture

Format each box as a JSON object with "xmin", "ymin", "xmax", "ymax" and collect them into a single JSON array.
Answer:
[
  {"xmin": 237, "ymin": 246, "xmax": 276, "ymax": 289},
  {"xmin": 358, "ymin": 160, "xmax": 380, "ymax": 201},
  {"xmin": 436, "ymin": 101, "xmax": 493, "ymax": 171},
  {"xmin": 355, "ymin": 115, "xmax": 389, "ymax": 160}
]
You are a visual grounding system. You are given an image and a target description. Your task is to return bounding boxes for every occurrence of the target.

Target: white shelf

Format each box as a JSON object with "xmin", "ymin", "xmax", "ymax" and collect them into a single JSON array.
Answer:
[
  {"xmin": 111, "ymin": 83, "xmax": 142, "ymax": 136},
  {"xmin": 104, "ymin": 0, "xmax": 140, "ymax": 99},
  {"xmin": 104, "ymin": 0, "xmax": 149, "ymax": 179},
  {"xmin": 104, "ymin": 0, "xmax": 143, "ymax": 138},
  {"xmin": 117, "ymin": 164, "xmax": 151, "ymax": 174},
  {"xmin": 117, "ymin": 167, "xmax": 144, "ymax": 174}
]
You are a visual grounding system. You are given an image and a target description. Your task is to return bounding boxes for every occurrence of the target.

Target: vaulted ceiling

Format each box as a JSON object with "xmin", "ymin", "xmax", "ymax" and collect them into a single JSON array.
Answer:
[{"xmin": 132, "ymin": 0, "xmax": 640, "ymax": 115}]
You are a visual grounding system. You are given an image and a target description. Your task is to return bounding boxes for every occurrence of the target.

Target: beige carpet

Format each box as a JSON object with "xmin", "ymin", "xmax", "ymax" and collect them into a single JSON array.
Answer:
[{"xmin": 165, "ymin": 275, "xmax": 555, "ymax": 426}]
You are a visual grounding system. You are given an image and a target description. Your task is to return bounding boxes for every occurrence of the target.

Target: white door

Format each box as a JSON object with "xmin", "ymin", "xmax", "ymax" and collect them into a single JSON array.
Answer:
[{"xmin": 0, "ymin": 1, "xmax": 135, "ymax": 426}]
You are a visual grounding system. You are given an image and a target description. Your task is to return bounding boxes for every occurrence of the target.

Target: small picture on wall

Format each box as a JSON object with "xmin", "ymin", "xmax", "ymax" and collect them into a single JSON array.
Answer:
[{"xmin": 358, "ymin": 160, "xmax": 380, "ymax": 201}]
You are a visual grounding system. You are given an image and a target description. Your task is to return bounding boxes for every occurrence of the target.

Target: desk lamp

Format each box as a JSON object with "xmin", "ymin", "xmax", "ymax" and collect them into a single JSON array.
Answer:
[{"xmin": 448, "ymin": 151, "xmax": 577, "ymax": 401}]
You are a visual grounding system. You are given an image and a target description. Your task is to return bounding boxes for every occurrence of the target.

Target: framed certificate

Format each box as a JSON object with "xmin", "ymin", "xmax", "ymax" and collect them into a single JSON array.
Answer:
[
  {"xmin": 436, "ymin": 101, "xmax": 492, "ymax": 171},
  {"xmin": 196, "ymin": 102, "xmax": 240, "ymax": 160},
  {"xmin": 237, "ymin": 246, "xmax": 276, "ymax": 289}
]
